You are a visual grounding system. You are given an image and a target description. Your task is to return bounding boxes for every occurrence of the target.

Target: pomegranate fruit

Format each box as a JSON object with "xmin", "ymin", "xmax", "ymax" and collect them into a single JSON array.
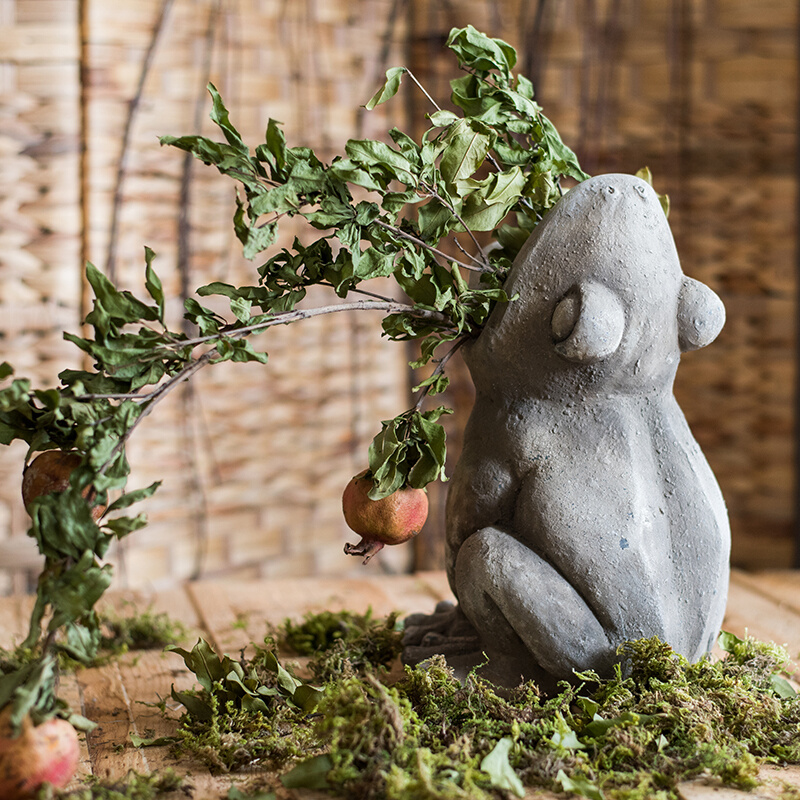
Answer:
[
  {"xmin": 21, "ymin": 450, "xmax": 105, "ymax": 521},
  {"xmin": 0, "ymin": 711, "xmax": 80, "ymax": 798},
  {"xmin": 342, "ymin": 471, "xmax": 428, "ymax": 564}
]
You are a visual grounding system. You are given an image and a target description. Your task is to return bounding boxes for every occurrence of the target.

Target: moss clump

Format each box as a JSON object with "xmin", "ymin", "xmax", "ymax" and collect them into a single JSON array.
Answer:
[
  {"xmin": 98, "ymin": 605, "xmax": 188, "ymax": 655},
  {"xmin": 280, "ymin": 609, "xmax": 403, "ymax": 682},
  {"xmin": 168, "ymin": 637, "xmax": 323, "ymax": 773},
  {"xmin": 167, "ymin": 613, "xmax": 800, "ymax": 800},
  {"xmin": 174, "ymin": 689, "xmax": 319, "ymax": 774},
  {"xmin": 37, "ymin": 769, "xmax": 184, "ymax": 799},
  {"xmin": 174, "ymin": 684, "xmax": 320, "ymax": 773},
  {"xmin": 0, "ymin": 607, "xmax": 187, "ymax": 676}
]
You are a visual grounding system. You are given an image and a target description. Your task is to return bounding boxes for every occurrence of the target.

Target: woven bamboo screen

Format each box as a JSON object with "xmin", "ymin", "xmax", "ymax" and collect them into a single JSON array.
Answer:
[
  {"xmin": 406, "ymin": 0, "xmax": 797, "ymax": 571},
  {"xmin": 0, "ymin": 0, "xmax": 412, "ymax": 594},
  {"xmin": 0, "ymin": 0, "xmax": 796, "ymax": 594}
]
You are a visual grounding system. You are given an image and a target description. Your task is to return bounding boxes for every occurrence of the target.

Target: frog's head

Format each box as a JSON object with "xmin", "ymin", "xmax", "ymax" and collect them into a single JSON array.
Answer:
[{"xmin": 467, "ymin": 174, "xmax": 725, "ymax": 397}]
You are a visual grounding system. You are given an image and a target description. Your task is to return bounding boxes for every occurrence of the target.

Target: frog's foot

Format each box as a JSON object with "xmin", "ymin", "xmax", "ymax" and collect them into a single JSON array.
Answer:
[
  {"xmin": 402, "ymin": 601, "xmax": 478, "ymax": 646},
  {"xmin": 402, "ymin": 601, "xmax": 482, "ymax": 671}
]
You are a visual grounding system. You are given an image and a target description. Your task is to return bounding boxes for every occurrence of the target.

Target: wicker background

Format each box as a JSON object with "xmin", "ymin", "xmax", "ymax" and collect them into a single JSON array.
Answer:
[
  {"xmin": 0, "ymin": 0, "xmax": 413, "ymax": 593},
  {"xmin": 0, "ymin": 0, "xmax": 796, "ymax": 593}
]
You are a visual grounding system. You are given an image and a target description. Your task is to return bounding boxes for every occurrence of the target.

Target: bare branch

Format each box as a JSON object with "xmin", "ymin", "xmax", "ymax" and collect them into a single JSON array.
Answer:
[
  {"xmin": 106, "ymin": 0, "xmax": 176, "ymax": 281},
  {"xmin": 177, "ymin": 300, "xmax": 453, "ymax": 348},
  {"xmin": 78, "ymin": 300, "xmax": 456, "ymax": 410},
  {"xmin": 452, "ymin": 236, "xmax": 485, "ymax": 267},
  {"xmin": 97, "ymin": 355, "xmax": 211, "ymax": 476},
  {"xmin": 406, "ymin": 68, "xmax": 442, "ymax": 112},
  {"xmin": 320, "ymin": 282, "xmax": 396, "ymax": 303}
]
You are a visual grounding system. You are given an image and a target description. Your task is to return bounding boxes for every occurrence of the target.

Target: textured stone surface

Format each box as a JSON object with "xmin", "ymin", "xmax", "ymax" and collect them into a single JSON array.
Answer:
[{"xmin": 403, "ymin": 174, "xmax": 731, "ymax": 691}]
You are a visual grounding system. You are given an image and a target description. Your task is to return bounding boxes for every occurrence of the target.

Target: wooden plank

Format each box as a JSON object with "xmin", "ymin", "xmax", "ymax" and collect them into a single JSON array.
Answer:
[
  {"xmin": 724, "ymin": 571, "xmax": 800, "ymax": 677},
  {"xmin": 77, "ymin": 584, "xmax": 207, "ymax": 780},
  {"xmin": 79, "ymin": 660, "xmax": 149, "ymax": 779},
  {"xmin": 97, "ymin": 585, "xmax": 202, "ymax": 632},
  {"xmin": 57, "ymin": 672, "xmax": 93, "ymax": 788},
  {"xmin": 413, "ymin": 569, "xmax": 454, "ymax": 603},
  {"xmin": 3, "ymin": 572, "xmax": 800, "ymax": 797},
  {"xmin": 732, "ymin": 569, "xmax": 800, "ymax": 618},
  {"xmin": 79, "ymin": 647, "xmax": 209, "ymax": 780},
  {"xmin": 679, "ymin": 765, "xmax": 800, "ymax": 799},
  {"xmin": 184, "ymin": 580, "xmax": 245, "ymax": 653},
  {"xmin": 0, "ymin": 595, "xmax": 33, "ymax": 650}
]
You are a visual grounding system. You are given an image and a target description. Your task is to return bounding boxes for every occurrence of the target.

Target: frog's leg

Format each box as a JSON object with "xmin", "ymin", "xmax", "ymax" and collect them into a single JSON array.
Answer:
[
  {"xmin": 453, "ymin": 526, "xmax": 616, "ymax": 684},
  {"xmin": 402, "ymin": 525, "xmax": 615, "ymax": 689}
]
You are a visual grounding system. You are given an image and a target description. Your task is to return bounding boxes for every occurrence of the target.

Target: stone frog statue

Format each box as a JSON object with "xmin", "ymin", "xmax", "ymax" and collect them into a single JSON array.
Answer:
[{"xmin": 403, "ymin": 173, "xmax": 731, "ymax": 692}]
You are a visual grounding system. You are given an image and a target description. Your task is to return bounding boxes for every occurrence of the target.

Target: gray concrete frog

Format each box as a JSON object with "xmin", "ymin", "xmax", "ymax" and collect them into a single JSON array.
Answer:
[{"xmin": 403, "ymin": 174, "xmax": 730, "ymax": 692}]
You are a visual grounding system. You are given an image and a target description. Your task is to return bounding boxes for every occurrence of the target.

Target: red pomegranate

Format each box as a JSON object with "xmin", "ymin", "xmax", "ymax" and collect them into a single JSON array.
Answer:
[
  {"xmin": 0, "ymin": 711, "xmax": 80, "ymax": 798},
  {"xmin": 21, "ymin": 451, "xmax": 105, "ymax": 521},
  {"xmin": 342, "ymin": 471, "xmax": 428, "ymax": 564}
]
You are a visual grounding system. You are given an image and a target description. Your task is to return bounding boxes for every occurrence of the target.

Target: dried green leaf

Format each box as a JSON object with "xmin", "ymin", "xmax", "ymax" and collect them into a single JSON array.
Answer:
[
  {"xmin": 144, "ymin": 247, "xmax": 165, "ymax": 323},
  {"xmin": 364, "ymin": 67, "xmax": 407, "ymax": 111},
  {"xmin": 556, "ymin": 770, "xmax": 605, "ymax": 800},
  {"xmin": 446, "ymin": 25, "xmax": 517, "ymax": 77},
  {"xmin": 281, "ymin": 754, "xmax": 334, "ymax": 790},
  {"xmin": 440, "ymin": 118, "xmax": 495, "ymax": 185},
  {"xmin": 208, "ymin": 82, "xmax": 248, "ymax": 153},
  {"xmin": 480, "ymin": 737, "xmax": 525, "ymax": 798}
]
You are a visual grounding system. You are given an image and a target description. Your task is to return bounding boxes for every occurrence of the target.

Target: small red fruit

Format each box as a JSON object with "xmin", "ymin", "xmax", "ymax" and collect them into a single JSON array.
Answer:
[
  {"xmin": 21, "ymin": 451, "xmax": 105, "ymax": 521},
  {"xmin": 0, "ymin": 711, "xmax": 81, "ymax": 798},
  {"xmin": 342, "ymin": 471, "xmax": 428, "ymax": 564}
]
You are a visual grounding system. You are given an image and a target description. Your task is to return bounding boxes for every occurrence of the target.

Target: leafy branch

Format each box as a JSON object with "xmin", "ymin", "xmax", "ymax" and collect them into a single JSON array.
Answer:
[
  {"xmin": 0, "ymin": 25, "xmax": 588, "ymax": 727},
  {"xmin": 158, "ymin": 24, "xmax": 586, "ymax": 496}
]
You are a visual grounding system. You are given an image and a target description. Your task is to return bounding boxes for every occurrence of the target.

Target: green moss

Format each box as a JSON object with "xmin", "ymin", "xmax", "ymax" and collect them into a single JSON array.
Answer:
[
  {"xmin": 98, "ymin": 605, "xmax": 188, "ymax": 655},
  {"xmin": 167, "ymin": 638, "xmax": 324, "ymax": 773},
  {"xmin": 166, "ymin": 613, "xmax": 800, "ymax": 800},
  {"xmin": 0, "ymin": 606, "xmax": 187, "ymax": 676},
  {"xmin": 38, "ymin": 769, "xmax": 183, "ymax": 799},
  {"xmin": 174, "ymin": 689, "xmax": 319, "ymax": 773},
  {"xmin": 280, "ymin": 609, "xmax": 403, "ymax": 682}
]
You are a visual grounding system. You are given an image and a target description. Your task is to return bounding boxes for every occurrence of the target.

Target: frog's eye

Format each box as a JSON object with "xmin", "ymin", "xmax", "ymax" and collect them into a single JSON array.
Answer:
[
  {"xmin": 551, "ymin": 292, "xmax": 580, "ymax": 342},
  {"xmin": 552, "ymin": 282, "xmax": 625, "ymax": 364}
]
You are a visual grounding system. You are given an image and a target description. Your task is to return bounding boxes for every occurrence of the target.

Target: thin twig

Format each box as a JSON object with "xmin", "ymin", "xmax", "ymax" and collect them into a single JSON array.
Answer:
[
  {"xmin": 106, "ymin": 0, "xmax": 176, "ymax": 281},
  {"xmin": 406, "ymin": 68, "xmax": 441, "ymax": 112},
  {"xmin": 452, "ymin": 236, "xmax": 485, "ymax": 267},
  {"xmin": 178, "ymin": 0, "xmax": 222, "ymax": 334},
  {"xmin": 320, "ymin": 281, "xmax": 397, "ymax": 303},
  {"xmin": 413, "ymin": 335, "xmax": 468, "ymax": 411},
  {"xmin": 374, "ymin": 221, "xmax": 492, "ymax": 274},
  {"xmin": 180, "ymin": 0, "xmax": 222, "ymax": 577},
  {"xmin": 422, "ymin": 181, "xmax": 491, "ymax": 268},
  {"xmin": 97, "ymin": 355, "xmax": 211, "ymax": 476},
  {"xmin": 93, "ymin": 300, "xmax": 454, "ymax": 473},
  {"xmin": 177, "ymin": 300, "xmax": 453, "ymax": 348},
  {"xmin": 356, "ymin": 0, "xmax": 409, "ymax": 138},
  {"xmin": 77, "ymin": 300, "xmax": 454, "ymax": 406}
]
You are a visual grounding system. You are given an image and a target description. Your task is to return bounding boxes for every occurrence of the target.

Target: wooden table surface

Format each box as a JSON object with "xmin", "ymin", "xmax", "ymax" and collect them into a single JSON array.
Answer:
[{"xmin": 1, "ymin": 568, "xmax": 800, "ymax": 799}]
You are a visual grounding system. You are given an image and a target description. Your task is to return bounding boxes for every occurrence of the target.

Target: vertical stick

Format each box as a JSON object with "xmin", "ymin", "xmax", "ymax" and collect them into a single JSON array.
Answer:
[{"xmin": 105, "ymin": 0, "xmax": 176, "ymax": 283}]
